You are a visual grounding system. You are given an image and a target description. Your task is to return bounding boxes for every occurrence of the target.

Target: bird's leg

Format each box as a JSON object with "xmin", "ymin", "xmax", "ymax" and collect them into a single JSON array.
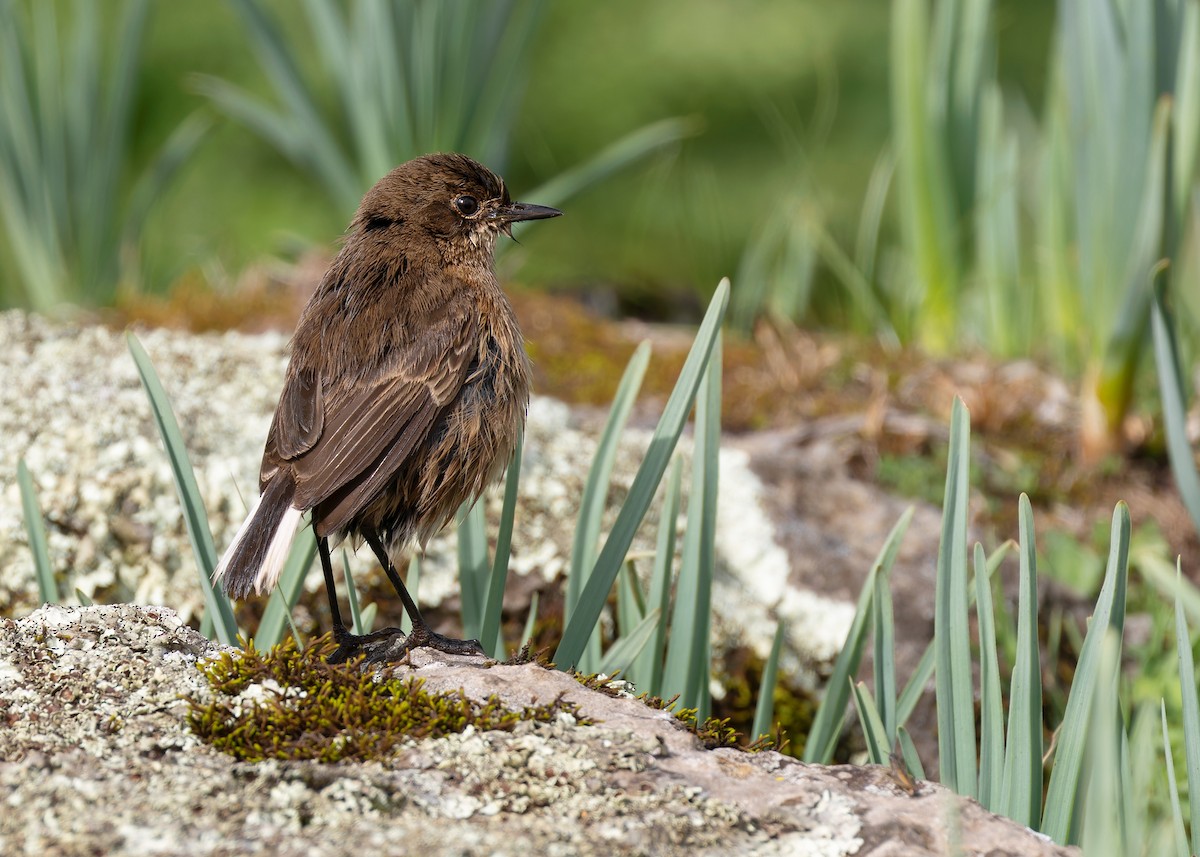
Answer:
[
  {"xmin": 362, "ymin": 530, "xmax": 485, "ymax": 662},
  {"xmin": 321, "ymin": 535, "xmax": 409, "ymax": 664},
  {"xmin": 320, "ymin": 536, "xmax": 361, "ymax": 663}
]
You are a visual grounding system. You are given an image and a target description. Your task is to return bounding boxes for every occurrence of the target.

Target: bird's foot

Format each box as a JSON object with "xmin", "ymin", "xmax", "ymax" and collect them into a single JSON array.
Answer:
[
  {"xmin": 325, "ymin": 623, "xmax": 484, "ymax": 666},
  {"xmin": 325, "ymin": 624, "xmax": 397, "ymax": 664}
]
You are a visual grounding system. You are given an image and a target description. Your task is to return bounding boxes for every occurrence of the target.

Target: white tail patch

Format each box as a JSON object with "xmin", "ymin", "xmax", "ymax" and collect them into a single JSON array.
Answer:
[
  {"xmin": 254, "ymin": 506, "xmax": 305, "ymax": 594},
  {"xmin": 212, "ymin": 500, "xmax": 261, "ymax": 584}
]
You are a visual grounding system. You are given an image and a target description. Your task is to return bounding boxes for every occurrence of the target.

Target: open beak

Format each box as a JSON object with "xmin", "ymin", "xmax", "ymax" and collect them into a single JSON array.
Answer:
[{"xmin": 495, "ymin": 202, "xmax": 563, "ymax": 224}]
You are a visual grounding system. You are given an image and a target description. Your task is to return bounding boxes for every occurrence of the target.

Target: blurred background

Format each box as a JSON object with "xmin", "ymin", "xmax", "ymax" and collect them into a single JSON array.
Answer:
[
  {"xmin": 2, "ymin": 0, "xmax": 1199, "ymax": 529},
  {"xmin": 0, "ymin": 0, "xmax": 1051, "ymax": 316}
]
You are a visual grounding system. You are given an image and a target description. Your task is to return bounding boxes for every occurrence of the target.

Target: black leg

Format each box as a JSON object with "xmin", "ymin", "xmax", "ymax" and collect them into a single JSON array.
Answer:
[
  {"xmin": 318, "ymin": 536, "xmax": 346, "ymax": 631},
  {"xmin": 362, "ymin": 529, "xmax": 485, "ymax": 661},
  {"xmin": 362, "ymin": 530, "xmax": 425, "ymax": 626},
  {"xmin": 320, "ymin": 536, "xmax": 362, "ymax": 663}
]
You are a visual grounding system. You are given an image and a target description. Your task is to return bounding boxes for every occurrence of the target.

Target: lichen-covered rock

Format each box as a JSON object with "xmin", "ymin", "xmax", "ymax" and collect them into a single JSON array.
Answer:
[{"xmin": 0, "ymin": 605, "xmax": 1076, "ymax": 856}]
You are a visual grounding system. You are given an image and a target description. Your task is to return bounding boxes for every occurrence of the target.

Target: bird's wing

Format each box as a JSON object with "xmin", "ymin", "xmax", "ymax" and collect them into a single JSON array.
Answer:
[
  {"xmin": 267, "ymin": 365, "xmax": 324, "ymax": 462},
  {"xmin": 265, "ymin": 299, "xmax": 479, "ymax": 530}
]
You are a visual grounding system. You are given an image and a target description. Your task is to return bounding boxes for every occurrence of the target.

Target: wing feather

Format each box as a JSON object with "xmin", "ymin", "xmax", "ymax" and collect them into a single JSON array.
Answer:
[{"xmin": 263, "ymin": 296, "xmax": 479, "ymax": 530}]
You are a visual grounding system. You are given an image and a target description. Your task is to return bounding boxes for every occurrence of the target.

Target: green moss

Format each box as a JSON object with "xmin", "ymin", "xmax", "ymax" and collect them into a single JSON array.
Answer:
[
  {"xmin": 706, "ymin": 646, "xmax": 814, "ymax": 757},
  {"xmin": 570, "ymin": 670, "xmax": 630, "ymax": 698},
  {"xmin": 186, "ymin": 636, "xmax": 590, "ymax": 763},
  {"xmin": 634, "ymin": 693, "xmax": 746, "ymax": 750},
  {"xmin": 674, "ymin": 708, "xmax": 741, "ymax": 749}
]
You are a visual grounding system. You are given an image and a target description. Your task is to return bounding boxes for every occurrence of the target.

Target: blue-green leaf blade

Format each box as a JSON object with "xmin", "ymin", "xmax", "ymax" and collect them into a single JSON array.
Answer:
[{"xmin": 555, "ymin": 279, "xmax": 729, "ymax": 669}]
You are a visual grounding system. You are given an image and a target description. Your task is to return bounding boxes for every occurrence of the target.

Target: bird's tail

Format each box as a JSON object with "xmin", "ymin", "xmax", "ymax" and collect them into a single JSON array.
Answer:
[{"xmin": 213, "ymin": 473, "xmax": 304, "ymax": 599}]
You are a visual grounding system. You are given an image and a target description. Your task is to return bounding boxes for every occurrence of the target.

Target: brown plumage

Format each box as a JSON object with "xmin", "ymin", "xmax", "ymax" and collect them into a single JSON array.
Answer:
[{"xmin": 214, "ymin": 153, "xmax": 561, "ymax": 662}]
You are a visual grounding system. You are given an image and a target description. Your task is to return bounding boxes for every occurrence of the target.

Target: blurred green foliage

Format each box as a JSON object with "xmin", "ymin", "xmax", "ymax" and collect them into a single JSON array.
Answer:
[
  {"xmin": 0, "ymin": 0, "xmax": 207, "ymax": 309},
  {"xmin": 3, "ymin": 0, "xmax": 1054, "ymax": 313}
]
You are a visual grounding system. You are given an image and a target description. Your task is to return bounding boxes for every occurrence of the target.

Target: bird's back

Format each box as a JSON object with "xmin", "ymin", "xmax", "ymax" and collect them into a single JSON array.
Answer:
[{"xmin": 263, "ymin": 252, "xmax": 530, "ymax": 555}]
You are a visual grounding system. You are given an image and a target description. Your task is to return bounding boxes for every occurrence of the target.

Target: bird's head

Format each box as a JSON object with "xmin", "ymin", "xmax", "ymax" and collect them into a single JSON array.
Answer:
[{"xmin": 352, "ymin": 153, "xmax": 561, "ymax": 265}]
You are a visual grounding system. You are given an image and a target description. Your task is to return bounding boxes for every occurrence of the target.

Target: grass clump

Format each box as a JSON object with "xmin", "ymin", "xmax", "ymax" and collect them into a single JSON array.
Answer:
[{"xmin": 186, "ymin": 635, "xmax": 590, "ymax": 763}]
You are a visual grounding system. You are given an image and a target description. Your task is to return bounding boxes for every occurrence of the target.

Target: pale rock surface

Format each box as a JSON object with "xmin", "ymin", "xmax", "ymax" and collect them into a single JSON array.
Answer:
[{"xmin": 0, "ymin": 605, "xmax": 1077, "ymax": 857}]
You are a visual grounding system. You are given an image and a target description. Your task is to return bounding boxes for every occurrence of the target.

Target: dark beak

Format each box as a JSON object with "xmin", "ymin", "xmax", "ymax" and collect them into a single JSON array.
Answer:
[{"xmin": 495, "ymin": 202, "xmax": 563, "ymax": 223}]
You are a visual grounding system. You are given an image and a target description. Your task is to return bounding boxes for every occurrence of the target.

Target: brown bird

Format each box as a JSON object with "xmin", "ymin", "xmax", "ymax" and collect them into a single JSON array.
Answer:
[{"xmin": 214, "ymin": 153, "xmax": 561, "ymax": 663}]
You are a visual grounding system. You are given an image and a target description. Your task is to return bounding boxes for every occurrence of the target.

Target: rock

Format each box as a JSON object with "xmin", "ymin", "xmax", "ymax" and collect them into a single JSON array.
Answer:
[{"xmin": 0, "ymin": 605, "xmax": 1076, "ymax": 857}]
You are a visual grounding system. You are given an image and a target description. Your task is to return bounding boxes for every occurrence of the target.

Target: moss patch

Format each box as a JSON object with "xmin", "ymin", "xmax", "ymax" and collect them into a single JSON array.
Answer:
[{"xmin": 186, "ymin": 636, "xmax": 590, "ymax": 763}]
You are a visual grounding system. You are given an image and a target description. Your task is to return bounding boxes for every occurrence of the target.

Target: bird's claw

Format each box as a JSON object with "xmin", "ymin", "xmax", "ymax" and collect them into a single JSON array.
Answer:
[{"xmin": 325, "ymin": 624, "xmax": 484, "ymax": 666}]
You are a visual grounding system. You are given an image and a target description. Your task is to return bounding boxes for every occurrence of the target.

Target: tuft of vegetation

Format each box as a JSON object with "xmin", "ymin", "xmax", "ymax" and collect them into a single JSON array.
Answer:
[
  {"xmin": 810, "ymin": 397, "xmax": 1200, "ymax": 852},
  {"xmin": 186, "ymin": 635, "xmax": 591, "ymax": 763},
  {"xmin": 0, "ymin": 0, "xmax": 208, "ymax": 309},
  {"xmin": 638, "ymin": 692, "xmax": 766, "ymax": 751},
  {"xmin": 672, "ymin": 708, "xmax": 740, "ymax": 750},
  {"xmin": 569, "ymin": 670, "xmax": 629, "ymax": 698}
]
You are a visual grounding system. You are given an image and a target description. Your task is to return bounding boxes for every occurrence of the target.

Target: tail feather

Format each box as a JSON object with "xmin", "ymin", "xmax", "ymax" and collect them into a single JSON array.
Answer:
[{"xmin": 213, "ymin": 474, "xmax": 303, "ymax": 599}]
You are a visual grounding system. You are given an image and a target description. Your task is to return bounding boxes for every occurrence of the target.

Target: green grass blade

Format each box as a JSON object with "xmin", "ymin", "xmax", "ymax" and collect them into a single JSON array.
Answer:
[
  {"xmin": 635, "ymin": 454, "xmax": 683, "ymax": 696},
  {"xmin": 1000, "ymin": 493, "xmax": 1043, "ymax": 828},
  {"xmin": 123, "ymin": 110, "xmax": 211, "ymax": 245},
  {"xmin": 1078, "ymin": 633, "xmax": 1124, "ymax": 857},
  {"xmin": 524, "ymin": 117, "xmax": 697, "ymax": 211},
  {"xmin": 808, "ymin": 218, "xmax": 898, "ymax": 347},
  {"xmin": 598, "ymin": 607, "xmax": 661, "ymax": 677},
  {"xmin": 459, "ymin": 2, "xmax": 546, "ymax": 162},
  {"xmin": 850, "ymin": 680, "xmax": 890, "ymax": 766},
  {"xmin": 190, "ymin": 75, "xmax": 300, "ymax": 155},
  {"xmin": 481, "ymin": 431, "xmax": 524, "ymax": 658},
  {"xmin": 975, "ymin": 542, "xmax": 1004, "ymax": 811},
  {"xmin": 1100, "ymin": 90, "xmax": 1171, "ymax": 405},
  {"xmin": 127, "ymin": 333, "xmax": 238, "ymax": 646},
  {"xmin": 342, "ymin": 548, "xmax": 364, "ymax": 635},
  {"xmin": 457, "ymin": 497, "xmax": 489, "ymax": 641},
  {"xmin": 359, "ymin": 602, "xmax": 377, "ymax": 636},
  {"xmin": 567, "ymin": 343, "xmax": 650, "ymax": 672},
  {"xmin": 803, "ymin": 505, "xmax": 914, "ymax": 762},
  {"xmin": 975, "ymin": 85, "xmax": 1025, "ymax": 355},
  {"xmin": 555, "ymin": 279, "xmax": 729, "ymax": 668},
  {"xmin": 399, "ymin": 553, "xmax": 421, "ymax": 636},
  {"xmin": 1162, "ymin": 700, "xmax": 1190, "ymax": 857},
  {"xmin": 261, "ymin": 587, "xmax": 292, "ymax": 648},
  {"xmin": 281, "ymin": 596, "xmax": 303, "ymax": 649},
  {"xmin": 253, "ymin": 528, "xmax": 316, "ymax": 649},
  {"xmin": 17, "ymin": 459, "xmax": 56, "ymax": 603},
  {"xmin": 854, "ymin": 146, "xmax": 895, "ymax": 285},
  {"xmin": 0, "ymin": 0, "xmax": 196, "ymax": 306},
  {"xmin": 752, "ymin": 620, "xmax": 786, "ymax": 741},
  {"xmin": 661, "ymin": 329, "xmax": 722, "ymax": 710},
  {"xmin": 616, "ymin": 560, "xmax": 646, "ymax": 641},
  {"xmin": 227, "ymin": 0, "xmax": 356, "ymax": 200},
  {"xmin": 897, "ymin": 725, "xmax": 927, "ymax": 780},
  {"xmin": 872, "ymin": 554, "xmax": 897, "ymax": 744},
  {"xmin": 892, "ymin": 0, "xmax": 959, "ymax": 350},
  {"xmin": 519, "ymin": 590, "xmax": 539, "ymax": 650},
  {"xmin": 935, "ymin": 397, "xmax": 976, "ymax": 796},
  {"xmin": 1041, "ymin": 502, "xmax": 1131, "ymax": 843},
  {"xmin": 1124, "ymin": 702, "xmax": 1153, "ymax": 854},
  {"xmin": 896, "ymin": 639, "xmax": 936, "ymax": 729},
  {"xmin": 1151, "ymin": 289, "xmax": 1200, "ymax": 534},
  {"xmin": 1175, "ymin": 561, "xmax": 1200, "ymax": 857}
]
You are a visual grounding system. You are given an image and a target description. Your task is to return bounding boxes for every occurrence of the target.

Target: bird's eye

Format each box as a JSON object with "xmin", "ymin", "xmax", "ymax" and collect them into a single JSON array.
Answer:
[{"xmin": 454, "ymin": 195, "xmax": 479, "ymax": 216}]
